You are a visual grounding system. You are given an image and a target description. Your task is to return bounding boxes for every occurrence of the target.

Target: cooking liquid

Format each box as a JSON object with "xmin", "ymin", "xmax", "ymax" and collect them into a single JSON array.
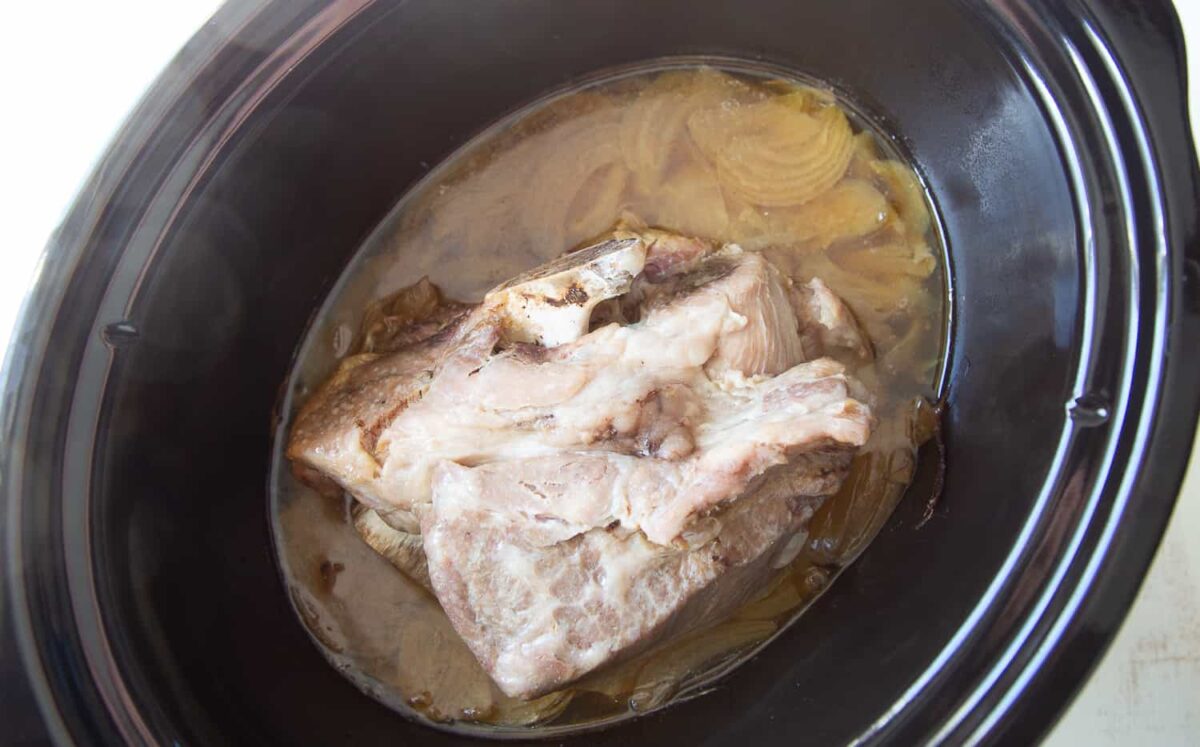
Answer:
[{"xmin": 270, "ymin": 62, "xmax": 947, "ymax": 735}]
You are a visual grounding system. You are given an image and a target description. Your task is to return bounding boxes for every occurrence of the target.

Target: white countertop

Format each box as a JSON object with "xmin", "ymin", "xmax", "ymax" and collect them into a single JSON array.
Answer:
[{"xmin": 1, "ymin": 2, "xmax": 1197, "ymax": 743}]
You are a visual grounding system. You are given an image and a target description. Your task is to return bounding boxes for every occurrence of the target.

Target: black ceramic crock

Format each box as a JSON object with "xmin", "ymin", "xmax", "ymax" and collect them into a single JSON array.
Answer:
[{"xmin": 3, "ymin": 0, "xmax": 1199, "ymax": 744}]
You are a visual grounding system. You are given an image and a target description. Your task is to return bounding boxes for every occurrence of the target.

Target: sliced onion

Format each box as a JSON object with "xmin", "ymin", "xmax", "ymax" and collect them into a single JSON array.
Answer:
[{"xmin": 689, "ymin": 92, "xmax": 855, "ymax": 207}]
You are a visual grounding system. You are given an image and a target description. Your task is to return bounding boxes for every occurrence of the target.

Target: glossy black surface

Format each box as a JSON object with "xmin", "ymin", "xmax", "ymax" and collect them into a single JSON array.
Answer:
[{"xmin": 3, "ymin": 0, "xmax": 1198, "ymax": 745}]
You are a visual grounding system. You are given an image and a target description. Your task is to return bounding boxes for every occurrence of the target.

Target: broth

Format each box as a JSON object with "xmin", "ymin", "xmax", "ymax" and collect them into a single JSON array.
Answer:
[{"xmin": 270, "ymin": 62, "xmax": 946, "ymax": 735}]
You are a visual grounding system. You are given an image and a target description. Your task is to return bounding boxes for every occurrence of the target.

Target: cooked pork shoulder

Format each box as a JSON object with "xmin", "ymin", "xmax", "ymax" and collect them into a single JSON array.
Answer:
[
  {"xmin": 288, "ymin": 230, "xmax": 874, "ymax": 698},
  {"xmin": 425, "ymin": 478, "xmax": 822, "ymax": 699}
]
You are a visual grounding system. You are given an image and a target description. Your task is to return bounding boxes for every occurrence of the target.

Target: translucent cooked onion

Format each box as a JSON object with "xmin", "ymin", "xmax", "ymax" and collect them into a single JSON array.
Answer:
[
  {"xmin": 623, "ymin": 157, "xmax": 730, "ymax": 240},
  {"xmin": 619, "ymin": 68, "xmax": 748, "ymax": 188},
  {"xmin": 732, "ymin": 178, "xmax": 891, "ymax": 251},
  {"xmin": 623, "ymin": 620, "xmax": 776, "ymax": 712},
  {"xmin": 803, "ymin": 179, "xmax": 892, "ymax": 243},
  {"xmin": 427, "ymin": 142, "xmax": 540, "ymax": 265},
  {"xmin": 830, "ymin": 238, "xmax": 937, "ymax": 279},
  {"xmin": 846, "ymin": 131, "xmax": 881, "ymax": 181},
  {"xmin": 688, "ymin": 92, "xmax": 855, "ymax": 207},
  {"xmin": 872, "ymin": 159, "xmax": 931, "ymax": 237},
  {"xmin": 488, "ymin": 690, "xmax": 575, "ymax": 727},
  {"xmin": 733, "ymin": 571, "xmax": 806, "ymax": 622},
  {"xmin": 428, "ymin": 106, "xmax": 627, "ymax": 264},
  {"xmin": 566, "ymin": 160, "xmax": 629, "ymax": 246},
  {"xmin": 519, "ymin": 116, "xmax": 626, "ymax": 252}
]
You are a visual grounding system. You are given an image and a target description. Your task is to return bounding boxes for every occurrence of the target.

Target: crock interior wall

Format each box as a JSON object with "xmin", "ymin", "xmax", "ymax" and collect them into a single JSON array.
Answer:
[{"xmin": 91, "ymin": 1, "xmax": 1079, "ymax": 744}]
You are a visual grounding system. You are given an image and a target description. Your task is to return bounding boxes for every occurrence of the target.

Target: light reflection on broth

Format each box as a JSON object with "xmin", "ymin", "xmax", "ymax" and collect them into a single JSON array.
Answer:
[{"xmin": 270, "ymin": 62, "xmax": 946, "ymax": 735}]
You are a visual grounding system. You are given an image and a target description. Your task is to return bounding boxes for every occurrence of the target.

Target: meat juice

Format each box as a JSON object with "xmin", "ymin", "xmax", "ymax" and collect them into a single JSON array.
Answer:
[{"xmin": 269, "ymin": 62, "xmax": 948, "ymax": 734}]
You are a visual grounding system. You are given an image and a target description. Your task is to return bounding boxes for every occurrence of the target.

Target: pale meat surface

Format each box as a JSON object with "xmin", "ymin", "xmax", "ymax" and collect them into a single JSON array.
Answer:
[{"xmin": 424, "ymin": 483, "xmax": 825, "ymax": 699}]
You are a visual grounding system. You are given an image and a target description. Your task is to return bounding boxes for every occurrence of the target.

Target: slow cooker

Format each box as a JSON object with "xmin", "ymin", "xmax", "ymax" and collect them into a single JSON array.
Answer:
[{"xmin": 3, "ymin": 0, "xmax": 1198, "ymax": 744}]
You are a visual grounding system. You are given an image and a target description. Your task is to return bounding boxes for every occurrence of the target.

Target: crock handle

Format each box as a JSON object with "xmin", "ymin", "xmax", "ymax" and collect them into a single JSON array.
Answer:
[{"xmin": 1085, "ymin": 0, "xmax": 1200, "ymax": 263}]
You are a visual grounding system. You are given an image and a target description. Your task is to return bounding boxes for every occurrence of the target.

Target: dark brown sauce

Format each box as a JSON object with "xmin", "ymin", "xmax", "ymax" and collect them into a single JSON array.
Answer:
[{"xmin": 270, "ymin": 63, "xmax": 946, "ymax": 735}]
